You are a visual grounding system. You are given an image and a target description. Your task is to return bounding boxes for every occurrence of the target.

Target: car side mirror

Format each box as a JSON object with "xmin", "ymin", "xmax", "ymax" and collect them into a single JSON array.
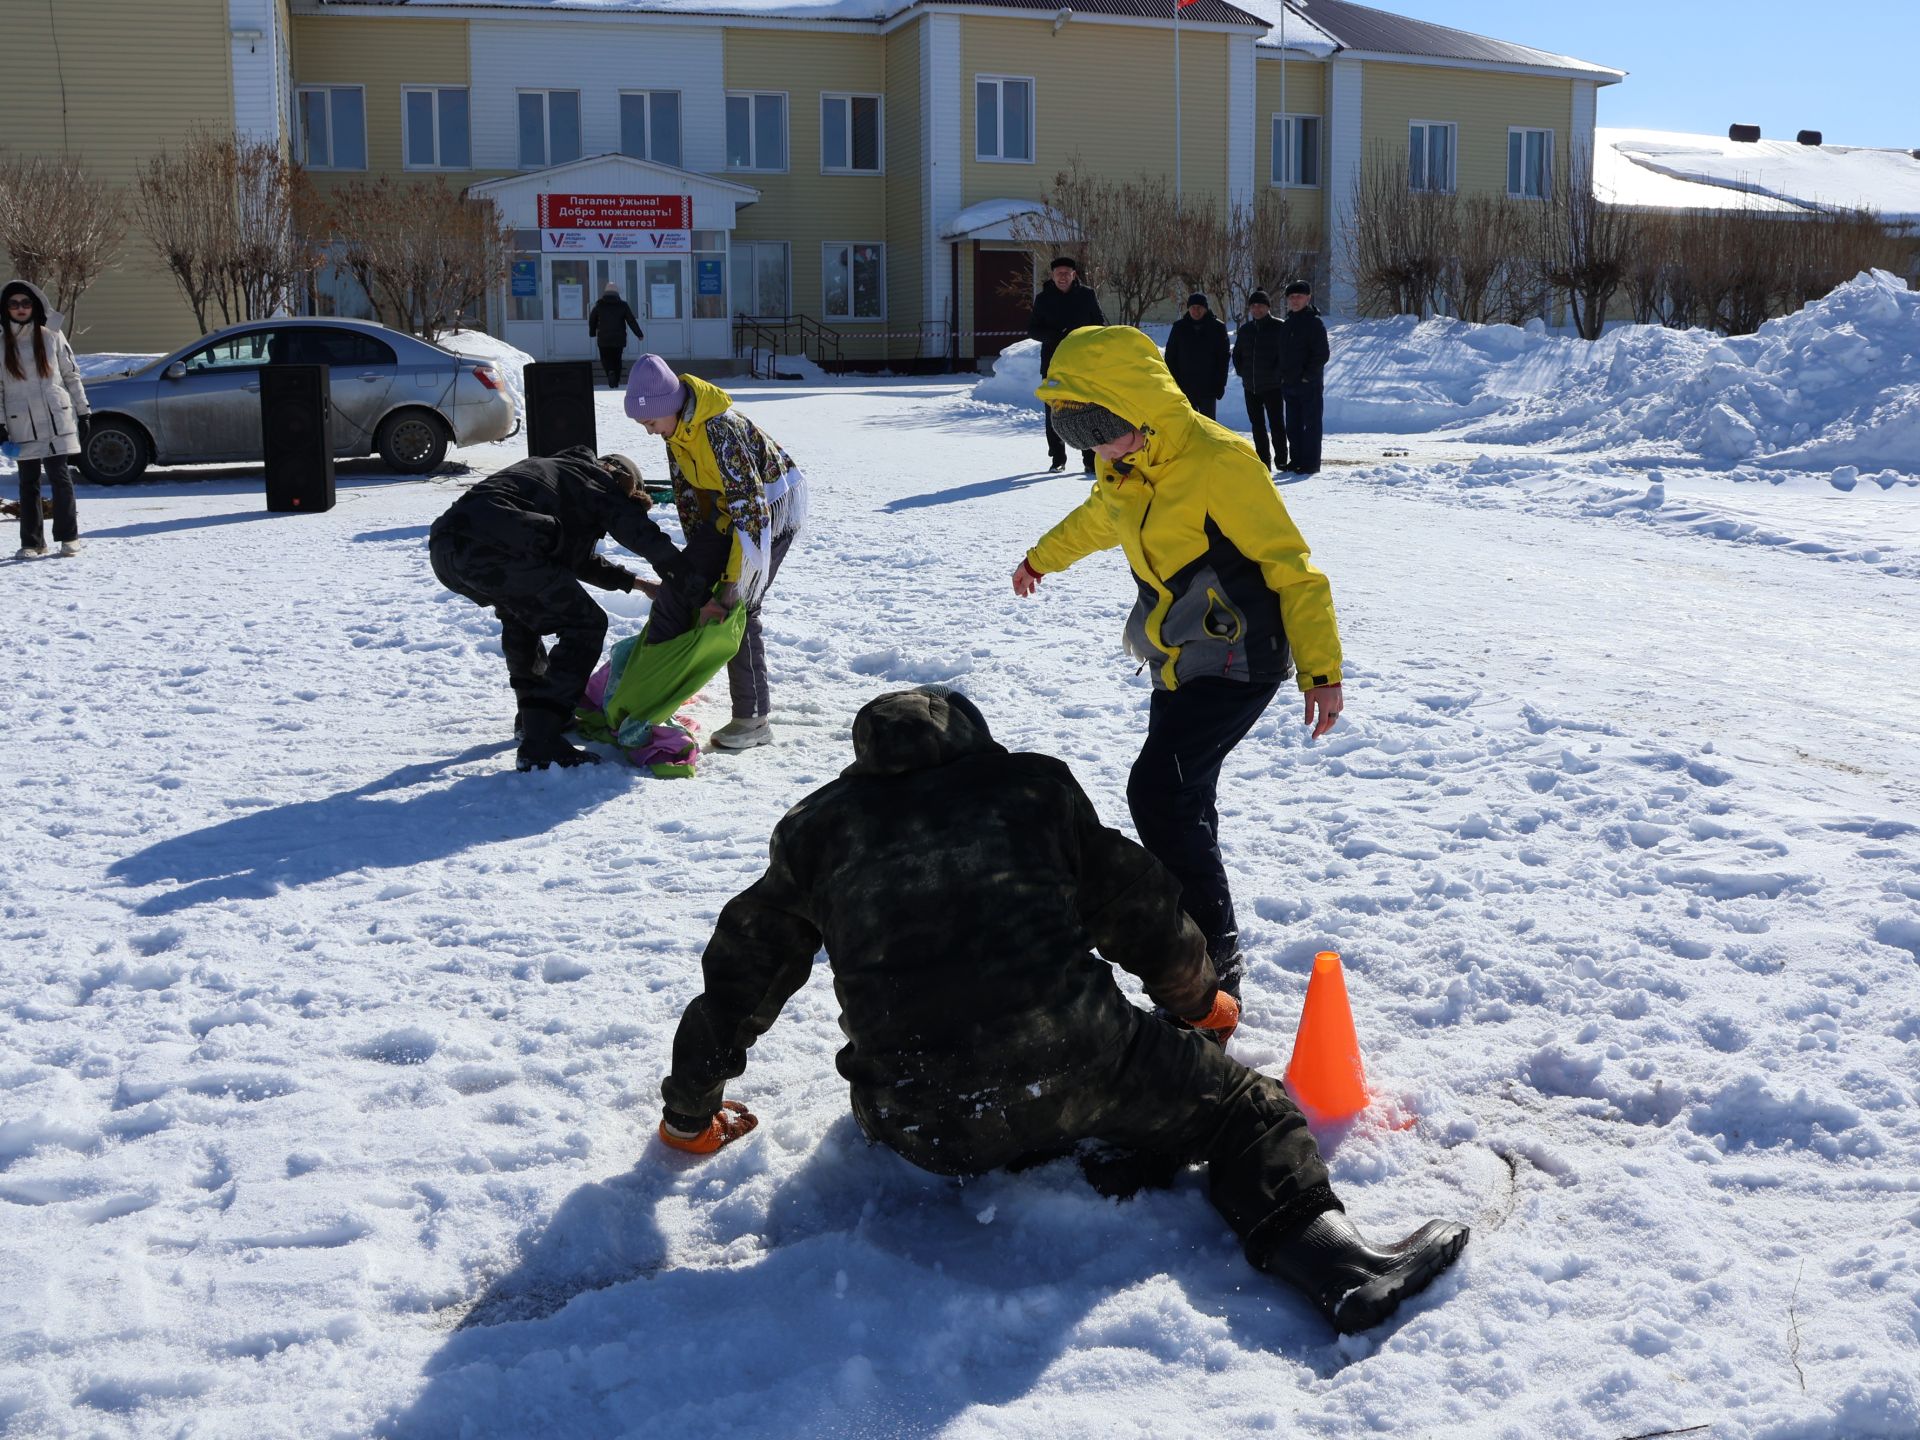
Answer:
[{"xmin": 165, "ymin": 361, "xmax": 187, "ymax": 381}]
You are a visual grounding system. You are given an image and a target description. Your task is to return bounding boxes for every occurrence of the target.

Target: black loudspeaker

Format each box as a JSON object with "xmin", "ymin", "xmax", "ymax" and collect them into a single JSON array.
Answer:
[
  {"xmin": 261, "ymin": 364, "xmax": 336, "ymax": 513},
  {"xmin": 524, "ymin": 360, "xmax": 597, "ymax": 457}
]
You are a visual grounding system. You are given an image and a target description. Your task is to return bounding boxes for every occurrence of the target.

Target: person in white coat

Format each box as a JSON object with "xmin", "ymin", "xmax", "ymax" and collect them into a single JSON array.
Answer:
[{"xmin": 1, "ymin": 279, "xmax": 89, "ymax": 559}]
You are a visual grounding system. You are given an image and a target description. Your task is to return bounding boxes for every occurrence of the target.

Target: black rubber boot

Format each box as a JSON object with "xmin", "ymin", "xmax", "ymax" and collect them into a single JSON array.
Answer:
[
  {"xmin": 515, "ymin": 704, "xmax": 600, "ymax": 772},
  {"xmin": 1257, "ymin": 1209, "xmax": 1469, "ymax": 1334}
]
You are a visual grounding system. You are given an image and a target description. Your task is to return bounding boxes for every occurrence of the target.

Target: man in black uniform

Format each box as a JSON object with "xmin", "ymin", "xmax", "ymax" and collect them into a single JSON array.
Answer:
[
  {"xmin": 588, "ymin": 282, "xmax": 645, "ymax": 389},
  {"xmin": 656, "ymin": 686, "xmax": 1470, "ymax": 1336},
  {"xmin": 429, "ymin": 447, "xmax": 687, "ymax": 771},
  {"xmin": 1277, "ymin": 280, "xmax": 1331, "ymax": 475},
  {"xmin": 1163, "ymin": 291, "xmax": 1230, "ymax": 420},
  {"xmin": 1026, "ymin": 256, "xmax": 1107, "ymax": 474},
  {"xmin": 1231, "ymin": 288, "xmax": 1287, "ymax": 473}
]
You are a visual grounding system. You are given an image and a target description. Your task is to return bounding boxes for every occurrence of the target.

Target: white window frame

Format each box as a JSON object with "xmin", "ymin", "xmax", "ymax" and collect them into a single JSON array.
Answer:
[
  {"xmin": 401, "ymin": 86, "xmax": 470, "ymax": 171},
  {"xmin": 620, "ymin": 89, "xmax": 683, "ymax": 167},
  {"xmin": 731, "ymin": 240, "xmax": 792, "ymax": 318},
  {"xmin": 1508, "ymin": 126, "xmax": 1554, "ymax": 200},
  {"xmin": 296, "ymin": 85, "xmax": 366, "ymax": 171},
  {"xmin": 1271, "ymin": 113, "xmax": 1322, "ymax": 188},
  {"xmin": 822, "ymin": 241, "xmax": 886, "ymax": 322},
  {"xmin": 1408, "ymin": 119, "xmax": 1457, "ymax": 194},
  {"xmin": 820, "ymin": 92, "xmax": 884, "ymax": 175},
  {"xmin": 725, "ymin": 91, "xmax": 789, "ymax": 173},
  {"xmin": 518, "ymin": 89, "xmax": 582, "ymax": 170},
  {"xmin": 975, "ymin": 75, "xmax": 1035, "ymax": 164}
]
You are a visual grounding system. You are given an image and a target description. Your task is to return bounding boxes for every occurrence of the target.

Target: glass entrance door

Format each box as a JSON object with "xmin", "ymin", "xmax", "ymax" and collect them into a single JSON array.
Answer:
[
  {"xmin": 546, "ymin": 258, "xmax": 593, "ymax": 360},
  {"xmin": 642, "ymin": 256, "xmax": 689, "ymax": 358}
]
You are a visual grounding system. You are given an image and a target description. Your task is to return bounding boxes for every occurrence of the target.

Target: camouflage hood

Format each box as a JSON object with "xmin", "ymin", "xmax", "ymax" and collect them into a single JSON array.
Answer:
[{"xmin": 845, "ymin": 686, "xmax": 1004, "ymax": 778}]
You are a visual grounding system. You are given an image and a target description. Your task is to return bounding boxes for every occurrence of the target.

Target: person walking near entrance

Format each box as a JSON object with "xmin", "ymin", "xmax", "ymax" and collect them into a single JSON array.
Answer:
[
  {"xmin": 1163, "ymin": 292, "xmax": 1229, "ymax": 420},
  {"xmin": 1010, "ymin": 326, "xmax": 1345, "ymax": 1001},
  {"xmin": 1, "ymin": 280, "xmax": 88, "ymax": 560},
  {"xmin": 1277, "ymin": 280, "xmax": 1330, "ymax": 475},
  {"xmin": 1027, "ymin": 257, "xmax": 1106, "ymax": 474},
  {"xmin": 1231, "ymin": 290, "xmax": 1288, "ymax": 474},
  {"xmin": 588, "ymin": 282, "xmax": 644, "ymax": 389},
  {"xmin": 625, "ymin": 356, "xmax": 808, "ymax": 751}
]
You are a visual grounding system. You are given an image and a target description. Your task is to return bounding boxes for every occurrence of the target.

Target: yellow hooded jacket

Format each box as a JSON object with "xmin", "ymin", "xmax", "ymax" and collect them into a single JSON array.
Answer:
[
  {"xmin": 662, "ymin": 374, "xmax": 805, "ymax": 605},
  {"xmin": 1026, "ymin": 326, "xmax": 1342, "ymax": 693}
]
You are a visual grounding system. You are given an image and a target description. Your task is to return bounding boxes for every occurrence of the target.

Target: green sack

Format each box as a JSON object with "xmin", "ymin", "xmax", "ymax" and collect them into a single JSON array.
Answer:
[{"xmin": 589, "ymin": 604, "xmax": 747, "ymax": 744}]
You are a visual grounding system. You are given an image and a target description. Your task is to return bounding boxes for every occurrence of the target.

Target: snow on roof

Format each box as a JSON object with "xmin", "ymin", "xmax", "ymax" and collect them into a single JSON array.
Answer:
[
  {"xmin": 941, "ymin": 198, "xmax": 1060, "ymax": 241},
  {"xmin": 317, "ymin": 0, "xmax": 1268, "ymax": 23},
  {"xmin": 1598, "ymin": 127, "xmax": 1920, "ymax": 225},
  {"xmin": 1225, "ymin": 0, "xmax": 1340, "ymax": 56}
]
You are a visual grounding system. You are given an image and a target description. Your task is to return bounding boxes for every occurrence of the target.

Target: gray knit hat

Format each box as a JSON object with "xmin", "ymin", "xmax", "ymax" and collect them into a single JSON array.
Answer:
[{"xmin": 1049, "ymin": 401, "xmax": 1134, "ymax": 451}]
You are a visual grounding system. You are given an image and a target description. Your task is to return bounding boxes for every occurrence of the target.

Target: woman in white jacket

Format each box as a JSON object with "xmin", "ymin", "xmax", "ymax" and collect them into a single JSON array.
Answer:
[{"xmin": 1, "ymin": 279, "xmax": 89, "ymax": 559}]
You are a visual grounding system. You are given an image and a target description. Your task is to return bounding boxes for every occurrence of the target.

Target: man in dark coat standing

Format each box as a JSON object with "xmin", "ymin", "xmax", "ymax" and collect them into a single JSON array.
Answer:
[
  {"xmin": 1231, "ymin": 289, "xmax": 1288, "ymax": 473},
  {"xmin": 1027, "ymin": 256, "xmax": 1107, "ymax": 473},
  {"xmin": 588, "ymin": 282, "xmax": 645, "ymax": 389},
  {"xmin": 1277, "ymin": 280, "xmax": 1331, "ymax": 474},
  {"xmin": 656, "ymin": 685, "xmax": 1470, "ymax": 1336},
  {"xmin": 1163, "ymin": 292, "xmax": 1230, "ymax": 420},
  {"xmin": 429, "ymin": 447, "xmax": 686, "ymax": 770}
]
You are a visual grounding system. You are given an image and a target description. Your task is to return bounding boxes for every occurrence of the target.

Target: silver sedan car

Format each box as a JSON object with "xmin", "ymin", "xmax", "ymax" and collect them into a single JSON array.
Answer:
[{"xmin": 77, "ymin": 318, "xmax": 518, "ymax": 484}]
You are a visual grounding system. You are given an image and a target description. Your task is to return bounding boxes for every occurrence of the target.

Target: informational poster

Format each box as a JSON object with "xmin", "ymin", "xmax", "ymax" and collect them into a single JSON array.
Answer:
[
  {"xmin": 697, "ymin": 259, "xmax": 724, "ymax": 296},
  {"xmin": 556, "ymin": 282, "xmax": 584, "ymax": 320},
  {"xmin": 510, "ymin": 260, "xmax": 537, "ymax": 297},
  {"xmin": 541, "ymin": 229, "xmax": 690, "ymax": 253},
  {"xmin": 650, "ymin": 282, "xmax": 678, "ymax": 318}
]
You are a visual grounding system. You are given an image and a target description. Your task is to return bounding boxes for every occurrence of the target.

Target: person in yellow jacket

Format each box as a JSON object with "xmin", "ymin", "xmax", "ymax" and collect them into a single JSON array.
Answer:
[
  {"xmin": 1010, "ymin": 326, "xmax": 1344, "ymax": 999},
  {"xmin": 625, "ymin": 355, "xmax": 808, "ymax": 750}
]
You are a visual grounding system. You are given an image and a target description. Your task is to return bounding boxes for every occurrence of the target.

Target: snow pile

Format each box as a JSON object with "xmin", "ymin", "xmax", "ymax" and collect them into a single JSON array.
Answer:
[
  {"xmin": 1460, "ymin": 270, "xmax": 1920, "ymax": 470},
  {"xmin": 439, "ymin": 328, "xmax": 536, "ymax": 430}
]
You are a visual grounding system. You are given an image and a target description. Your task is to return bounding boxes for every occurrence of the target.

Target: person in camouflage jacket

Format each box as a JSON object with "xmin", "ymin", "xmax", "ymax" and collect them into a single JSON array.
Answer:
[{"xmin": 655, "ymin": 686, "xmax": 1469, "ymax": 1335}]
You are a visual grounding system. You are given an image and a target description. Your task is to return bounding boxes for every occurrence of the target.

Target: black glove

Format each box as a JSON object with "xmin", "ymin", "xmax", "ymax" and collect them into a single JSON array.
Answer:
[{"xmin": 0, "ymin": 423, "xmax": 8, "ymax": 444}]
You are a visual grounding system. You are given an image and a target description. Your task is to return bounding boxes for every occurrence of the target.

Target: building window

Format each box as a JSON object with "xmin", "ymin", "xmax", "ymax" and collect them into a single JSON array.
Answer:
[
  {"xmin": 1409, "ymin": 121, "xmax": 1456, "ymax": 193},
  {"xmin": 402, "ymin": 87, "xmax": 470, "ymax": 169},
  {"xmin": 823, "ymin": 241, "xmax": 884, "ymax": 321},
  {"xmin": 822, "ymin": 94, "xmax": 882, "ymax": 174},
  {"xmin": 621, "ymin": 91, "xmax": 683, "ymax": 168},
  {"xmin": 1508, "ymin": 127, "xmax": 1553, "ymax": 199},
  {"xmin": 731, "ymin": 242, "xmax": 790, "ymax": 318},
  {"xmin": 726, "ymin": 93, "xmax": 787, "ymax": 172},
  {"xmin": 975, "ymin": 76, "xmax": 1033, "ymax": 164},
  {"xmin": 296, "ymin": 87, "xmax": 365, "ymax": 170},
  {"xmin": 519, "ymin": 90, "xmax": 582, "ymax": 169},
  {"xmin": 1271, "ymin": 114, "xmax": 1321, "ymax": 187}
]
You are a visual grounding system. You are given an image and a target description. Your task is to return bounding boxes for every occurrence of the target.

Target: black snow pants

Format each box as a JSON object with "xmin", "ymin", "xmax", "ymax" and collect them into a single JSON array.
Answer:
[
  {"xmin": 1178, "ymin": 385, "xmax": 1218, "ymax": 422},
  {"xmin": 1244, "ymin": 387, "xmax": 1287, "ymax": 471},
  {"xmin": 643, "ymin": 529, "xmax": 793, "ymax": 719},
  {"xmin": 17, "ymin": 455, "xmax": 78, "ymax": 549},
  {"xmin": 1282, "ymin": 380, "xmax": 1324, "ymax": 473},
  {"xmin": 429, "ymin": 519, "xmax": 608, "ymax": 717},
  {"xmin": 851, "ymin": 1008, "xmax": 1338, "ymax": 1262},
  {"xmin": 1126, "ymin": 677, "xmax": 1282, "ymax": 995}
]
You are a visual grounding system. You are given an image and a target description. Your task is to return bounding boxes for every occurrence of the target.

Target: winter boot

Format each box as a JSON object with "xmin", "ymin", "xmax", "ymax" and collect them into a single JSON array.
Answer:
[
  {"xmin": 15, "ymin": 545, "xmax": 47, "ymax": 560},
  {"xmin": 57, "ymin": 540, "xmax": 81, "ymax": 558},
  {"xmin": 515, "ymin": 703, "xmax": 600, "ymax": 771},
  {"xmin": 711, "ymin": 716, "xmax": 772, "ymax": 751},
  {"xmin": 1255, "ymin": 1209, "xmax": 1469, "ymax": 1334}
]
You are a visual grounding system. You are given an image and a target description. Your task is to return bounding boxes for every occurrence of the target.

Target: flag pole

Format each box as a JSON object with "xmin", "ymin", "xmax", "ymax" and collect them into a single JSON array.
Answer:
[{"xmin": 1174, "ymin": 0, "xmax": 1183, "ymax": 200}]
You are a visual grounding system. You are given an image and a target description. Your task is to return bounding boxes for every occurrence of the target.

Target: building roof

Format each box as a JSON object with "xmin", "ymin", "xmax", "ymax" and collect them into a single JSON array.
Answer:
[
  {"xmin": 313, "ymin": 0, "xmax": 1269, "ymax": 26},
  {"xmin": 1269, "ymin": 0, "xmax": 1622, "ymax": 78},
  {"xmin": 1597, "ymin": 127, "xmax": 1920, "ymax": 226}
]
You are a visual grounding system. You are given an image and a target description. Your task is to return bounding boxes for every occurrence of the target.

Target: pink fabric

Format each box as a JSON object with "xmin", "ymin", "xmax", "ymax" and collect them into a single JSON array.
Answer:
[{"xmin": 584, "ymin": 662, "xmax": 612, "ymax": 710}]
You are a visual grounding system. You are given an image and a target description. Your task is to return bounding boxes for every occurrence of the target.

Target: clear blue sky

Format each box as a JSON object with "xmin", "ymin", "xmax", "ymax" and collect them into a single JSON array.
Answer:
[{"xmin": 1359, "ymin": 1, "xmax": 1920, "ymax": 148}]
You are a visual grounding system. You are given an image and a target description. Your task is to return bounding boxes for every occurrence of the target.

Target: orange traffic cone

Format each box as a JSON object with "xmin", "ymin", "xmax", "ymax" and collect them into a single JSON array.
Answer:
[{"xmin": 1285, "ymin": 950, "xmax": 1370, "ymax": 1125}]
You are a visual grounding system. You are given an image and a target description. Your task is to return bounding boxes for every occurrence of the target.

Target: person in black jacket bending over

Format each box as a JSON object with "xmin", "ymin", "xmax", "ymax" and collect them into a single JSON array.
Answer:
[
  {"xmin": 430, "ymin": 447, "xmax": 686, "ymax": 771},
  {"xmin": 1277, "ymin": 280, "xmax": 1331, "ymax": 475},
  {"xmin": 1231, "ymin": 289, "xmax": 1288, "ymax": 474},
  {"xmin": 1027, "ymin": 256, "xmax": 1107, "ymax": 473},
  {"xmin": 656, "ymin": 685, "xmax": 1471, "ymax": 1336},
  {"xmin": 588, "ymin": 282, "xmax": 645, "ymax": 389},
  {"xmin": 1163, "ymin": 292, "xmax": 1230, "ymax": 420}
]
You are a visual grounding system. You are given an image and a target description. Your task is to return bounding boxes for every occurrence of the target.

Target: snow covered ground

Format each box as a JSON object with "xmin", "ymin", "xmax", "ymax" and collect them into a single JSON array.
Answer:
[{"xmin": 3, "ymin": 291, "xmax": 1918, "ymax": 1439}]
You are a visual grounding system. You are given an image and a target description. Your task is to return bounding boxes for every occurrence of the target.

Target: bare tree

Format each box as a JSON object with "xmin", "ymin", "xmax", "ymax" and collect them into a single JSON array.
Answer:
[
  {"xmin": 1236, "ymin": 191, "xmax": 1315, "ymax": 317},
  {"xmin": 0, "ymin": 154, "xmax": 124, "ymax": 333},
  {"xmin": 1447, "ymin": 194, "xmax": 1536, "ymax": 324},
  {"xmin": 1533, "ymin": 156, "xmax": 1639, "ymax": 340},
  {"xmin": 1012, "ymin": 160, "xmax": 1186, "ymax": 326},
  {"xmin": 223, "ymin": 140, "xmax": 323, "ymax": 324},
  {"xmin": 1345, "ymin": 141, "xmax": 1454, "ymax": 318},
  {"xmin": 322, "ymin": 178, "xmax": 513, "ymax": 339},
  {"xmin": 1620, "ymin": 212, "xmax": 1671, "ymax": 324}
]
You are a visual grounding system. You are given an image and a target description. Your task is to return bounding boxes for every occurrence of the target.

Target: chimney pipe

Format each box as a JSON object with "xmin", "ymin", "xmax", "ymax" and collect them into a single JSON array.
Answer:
[
  {"xmin": 1796, "ymin": 129, "xmax": 1823, "ymax": 147},
  {"xmin": 1729, "ymin": 123, "xmax": 1761, "ymax": 143}
]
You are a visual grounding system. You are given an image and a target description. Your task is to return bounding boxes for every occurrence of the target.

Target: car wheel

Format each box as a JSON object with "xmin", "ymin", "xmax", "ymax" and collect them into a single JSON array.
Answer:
[
  {"xmin": 78, "ymin": 417, "xmax": 151, "ymax": 484},
  {"xmin": 376, "ymin": 410, "xmax": 450, "ymax": 474}
]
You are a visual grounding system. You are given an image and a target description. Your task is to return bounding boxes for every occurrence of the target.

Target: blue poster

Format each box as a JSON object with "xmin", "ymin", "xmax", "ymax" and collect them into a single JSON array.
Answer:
[
  {"xmin": 511, "ymin": 260, "xmax": 537, "ymax": 298},
  {"xmin": 697, "ymin": 259, "xmax": 723, "ymax": 296}
]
